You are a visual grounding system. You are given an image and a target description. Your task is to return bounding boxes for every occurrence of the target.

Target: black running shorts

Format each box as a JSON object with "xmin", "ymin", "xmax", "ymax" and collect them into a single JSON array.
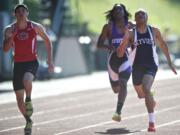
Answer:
[
  {"xmin": 13, "ymin": 60, "xmax": 39, "ymax": 91},
  {"xmin": 132, "ymin": 65, "xmax": 157, "ymax": 85}
]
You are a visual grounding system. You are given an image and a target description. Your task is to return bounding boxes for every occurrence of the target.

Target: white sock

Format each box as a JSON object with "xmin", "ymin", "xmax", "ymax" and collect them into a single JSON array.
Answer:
[{"xmin": 149, "ymin": 113, "xmax": 155, "ymax": 123}]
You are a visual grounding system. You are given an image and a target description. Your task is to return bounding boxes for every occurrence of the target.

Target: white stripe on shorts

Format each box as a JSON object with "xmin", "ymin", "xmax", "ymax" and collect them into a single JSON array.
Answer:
[
  {"xmin": 107, "ymin": 52, "xmax": 119, "ymax": 81},
  {"xmin": 118, "ymin": 60, "xmax": 131, "ymax": 73}
]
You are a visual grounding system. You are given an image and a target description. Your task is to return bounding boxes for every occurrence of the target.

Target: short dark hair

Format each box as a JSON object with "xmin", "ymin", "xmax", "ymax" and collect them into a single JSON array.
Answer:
[
  {"xmin": 105, "ymin": 3, "xmax": 131, "ymax": 23},
  {"xmin": 14, "ymin": 4, "xmax": 28, "ymax": 13}
]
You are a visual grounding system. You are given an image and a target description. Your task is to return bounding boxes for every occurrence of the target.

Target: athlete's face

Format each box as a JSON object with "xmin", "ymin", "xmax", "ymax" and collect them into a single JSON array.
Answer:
[
  {"xmin": 113, "ymin": 5, "xmax": 125, "ymax": 20},
  {"xmin": 135, "ymin": 10, "xmax": 148, "ymax": 24},
  {"xmin": 14, "ymin": 7, "xmax": 28, "ymax": 20}
]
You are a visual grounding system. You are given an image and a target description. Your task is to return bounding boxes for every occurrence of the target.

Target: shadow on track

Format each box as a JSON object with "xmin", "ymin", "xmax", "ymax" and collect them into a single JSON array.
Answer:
[{"xmin": 95, "ymin": 127, "xmax": 139, "ymax": 134}]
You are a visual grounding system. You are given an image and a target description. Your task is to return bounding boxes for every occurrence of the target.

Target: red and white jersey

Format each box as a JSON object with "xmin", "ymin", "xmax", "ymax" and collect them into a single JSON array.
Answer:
[{"xmin": 12, "ymin": 21, "xmax": 37, "ymax": 62}]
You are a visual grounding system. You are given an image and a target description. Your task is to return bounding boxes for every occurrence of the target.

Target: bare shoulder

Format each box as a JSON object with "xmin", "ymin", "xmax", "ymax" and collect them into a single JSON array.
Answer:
[
  {"xmin": 151, "ymin": 26, "xmax": 161, "ymax": 36},
  {"xmin": 100, "ymin": 23, "xmax": 111, "ymax": 37},
  {"xmin": 4, "ymin": 25, "xmax": 12, "ymax": 33},
  {"xmin": 31, "ymin": 21, "xmax": 46, "ymax": 35},
  {"xmin": 102, "ymin": 23, "xmax": 110, "ymax": 31},
  {"xmin": 31, "ymin": 21, "xmax": 45, "ymax": 30},
  {"xmin": 31, "ymin": 21, "xmax": 41, "ymax": 27},
  {"xmin": 3, "ymin": 24, "xmax": 14, "ymax": 37}
]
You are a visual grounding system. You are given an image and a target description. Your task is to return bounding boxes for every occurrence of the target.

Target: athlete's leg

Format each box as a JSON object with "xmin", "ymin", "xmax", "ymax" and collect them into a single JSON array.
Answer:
[
  {"xmin": 132, "ymin": 66, "xmax": 145, "ymax": 98},
  {"xmin": 112, "ymin": 78, "xmax": 129, "ymax": 122},
  {"xmin": 109, "ymin": 76, "xmax": 123, "ymax": 121},
  {"xmin": 142, "ymin": 74, "xmax": 155, "ymax": 112},
  {"xmin": 23, "ymin": 60, "xmax": 39, "ymax": 119},
  {"xmin": 15, "ymin": 89, "xmax": 31, "ymax": 120},
  {"xmin": 23, "ymin": 72, "xmax": 34, "ymax": 99},
  {"xmin": 13, "ymin": 63, "xmax": 28, "ymax": 118},
  {"xmin": 15, "ymin": 90, "xmax": 26, "ymax": 116},
  {"xmin": 23, "ymin": 66, "xmax": 37, "ymax": 135},
  {"xmin": 13, "ymin": 63, "xmax": 32, "ymax": 135},
  {"xmin": 142, "ymin": 74, "xmax": 156, "ymax": 132},
  {"xmin": 112, "ymin": 64, "xmax": 131, "ymax": 122},
  {"xmin": 116, "ymin": 79, "xmax": 128, "ymax": 113},
  {"xmin": 108, "ymin": 51, "xmax": 121, "ymax": 93},
  {"xmin": 108, "ymin": 65, "xmax": 120, "ymax": 94},
  {"xmin": 23, "ymin": 72, "xmax": 34, "ymax": 118},
  {"xmin": 111, "ymin": 83, "xmax": 121, "ymax": 93}
]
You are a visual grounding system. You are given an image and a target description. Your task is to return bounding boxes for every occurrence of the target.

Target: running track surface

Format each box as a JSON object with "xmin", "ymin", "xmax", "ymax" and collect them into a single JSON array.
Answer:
[{"xmin": 0, "ymin": 78, "xmax": 180, "ymax": 135}]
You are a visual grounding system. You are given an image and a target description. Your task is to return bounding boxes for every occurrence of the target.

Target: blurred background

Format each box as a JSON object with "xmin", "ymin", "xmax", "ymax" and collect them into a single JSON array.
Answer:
[{"xmin": 0, "ymin": 0, "xmax": 180, "ymax": 81}]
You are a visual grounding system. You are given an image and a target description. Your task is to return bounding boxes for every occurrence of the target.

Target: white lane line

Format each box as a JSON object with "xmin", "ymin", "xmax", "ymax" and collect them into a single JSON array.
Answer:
[
  {"xmin": 1, "ymin": 93, "xmax": 180, "ymax": 122},
  {"xmin": 0, "ymin": 81, "xmax": 178, "ymax": 112},
  {"xmin": 53, "ymin": 105, "xmax": 180, "ymax": 135},
  {"xmin": 0, "ymin": 104, "xmax": 179, "ymax": 134},
  {"xmin": 0, "ymin": 90, "xmax": 110, "ymax": 112},
  {"xmin": 0, "ymin": 99, "xmax": 113, "ymax": 121},
  {"xmin": 0, "ymin": 92, "xmax": 180, "ymax": 122},
  {"xmin": 55, "ymin": 121, "xmax": 114, "ymax": 135},
  {"xmin": 156, "ymin": 120, "xmax": 180, "ymax": 129},
  {"xmin": 127, "ymin": 119, "xmax": 180, "ymax": 135},
  {"xmin": 0, "ymin": 109, "xmax": 112, "ymax": 133},
  {"xmin": 146, "ymin": 119, "xmax": 180, "ymax": 131}
]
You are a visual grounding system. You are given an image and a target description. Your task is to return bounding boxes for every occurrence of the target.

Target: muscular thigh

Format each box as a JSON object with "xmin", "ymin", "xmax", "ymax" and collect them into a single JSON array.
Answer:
[
  {"xmin": 142, "ymin": 74, "xmax": 156, "ymax": 91},
  {"xmin": 132, "ymin": 66, "xmax": 145, "ymax": 85}
]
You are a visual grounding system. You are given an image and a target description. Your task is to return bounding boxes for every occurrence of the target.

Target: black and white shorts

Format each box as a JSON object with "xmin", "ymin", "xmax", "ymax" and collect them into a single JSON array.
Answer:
[{"xmin": 107, "ymin": 51, "xmax": 131, "ymax": 86}]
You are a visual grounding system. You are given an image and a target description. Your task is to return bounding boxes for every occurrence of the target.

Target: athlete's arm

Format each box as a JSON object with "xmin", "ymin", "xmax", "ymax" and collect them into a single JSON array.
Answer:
[
  {"xmin": 153, "ymin": 27, "xmax": 177, "ymax": 74},
  {"xmin": 3, "ymin": 26, "xmax": 16, "ymax": 52},
  {"xmin": 128, "ymin": 21, "xmax": 136, "ymax": 29},
  {"xmin": 117, "ymin": 28, "xmax": 133, "ymax": 57},
  {"xmin": 97, "ymin": 24, "xmax": 113, "ymax": 51},
  {"xmin": 34, "ymin": 23, "xmax": 54, "ymax": 72}
]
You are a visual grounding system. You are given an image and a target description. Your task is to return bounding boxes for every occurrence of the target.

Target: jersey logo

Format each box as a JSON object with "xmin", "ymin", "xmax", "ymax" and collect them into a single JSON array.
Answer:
[
  {"xmin": 112, "ymin": 38, "xmax": 123, "ymax": 44},
  {"xmin": 17, "ymin": 32, "xmax": 29, "ymax": 40},
  {"xmin": 134, "ymin": 38, "xmax": 154, "ymax": 46}
]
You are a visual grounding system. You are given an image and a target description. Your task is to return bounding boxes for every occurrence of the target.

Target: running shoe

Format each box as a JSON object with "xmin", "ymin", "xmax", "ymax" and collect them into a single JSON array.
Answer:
[
  {"xmin": 24, "ymin": 120, "xmax": 33, "ymax": 135},
  {"xmin": 25, "ymin": 101, "xmax": 33, "ymax": 117},
  {"xmin": 112, "ymin": 112, "xmax": 121, "ymax": 122},
  {"xmin": 148, "ymin": 122, "xmax": 156, "ymax": 132}
]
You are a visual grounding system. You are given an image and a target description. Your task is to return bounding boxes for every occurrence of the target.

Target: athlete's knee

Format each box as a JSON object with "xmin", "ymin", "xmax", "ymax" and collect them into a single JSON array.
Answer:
[
  {"xmin": 23, "ymin": 79, "xmax": 32, "ymax": 88},
  {"xmin": 137, "ymin": 91, "xmax": 145, "ymax": 99},
  {"xmin": 143, "ymin": 89, "xmax": 151, "ymax": 97},
  {"xmin": 138, "ymin": 95, "xmax": 145, "ymax": 99},
  {"xmin": 23, "ymin": 72, "xmax": 34, "ymax": 82},
  {"xmin": 112, "ymin": 85, "xmax": 121, "ymax": 94},
  {"xmin": 134, "ymin": 85, "xmax": 145, "ymax": 99},
  {"xmin": 142, "ymin": 75, "xmax": 154, "ymax": 90},
  {"xmin": 23, "ymin": 72, "xmax": 33, "ymax": 85}
]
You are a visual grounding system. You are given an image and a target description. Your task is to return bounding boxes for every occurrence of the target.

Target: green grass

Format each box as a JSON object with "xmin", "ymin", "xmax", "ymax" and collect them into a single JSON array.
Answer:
[{"xmin": 72, "ymin": 0, "xmax": 180, "ymax": 35}]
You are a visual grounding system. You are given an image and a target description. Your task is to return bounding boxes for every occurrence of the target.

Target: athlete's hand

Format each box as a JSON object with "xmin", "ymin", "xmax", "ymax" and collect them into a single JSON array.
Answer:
[
  {"xmin": 128, "ymin": 21, "xmax": 136, "ymax": 29},
  {"xmin": 107, "ymin": 45, "xmax": 115, "ymax": 51},
  {"xmin": 124, "ymin": 26, "xmax": 129, "ymax": 39},
  {"xmin": 47, "ymin": 62, "xmax": 54, "ymax": 73},
  {"xmin": 168, "ymin": 62, "xmax": 177, "ymax": 75}
]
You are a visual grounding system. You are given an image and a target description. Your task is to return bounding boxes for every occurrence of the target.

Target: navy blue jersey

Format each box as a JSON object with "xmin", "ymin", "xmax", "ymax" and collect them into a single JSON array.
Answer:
[{"xmin": 133, "ymin": 26, "xmax": 158, "ymax": 69}]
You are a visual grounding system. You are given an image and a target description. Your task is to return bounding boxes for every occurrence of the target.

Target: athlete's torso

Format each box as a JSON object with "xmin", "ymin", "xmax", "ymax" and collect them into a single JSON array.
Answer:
[
  {"xmin": 133, "ymin": 26, "xmax": 158, "ymax": 68},
  {"xmin": 12, "ymin": 21, "xmax": 37, "ymax": 62},
  {"xmin": 109, "ymin": 22, "xmax": 128, "ymax": 60}
]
